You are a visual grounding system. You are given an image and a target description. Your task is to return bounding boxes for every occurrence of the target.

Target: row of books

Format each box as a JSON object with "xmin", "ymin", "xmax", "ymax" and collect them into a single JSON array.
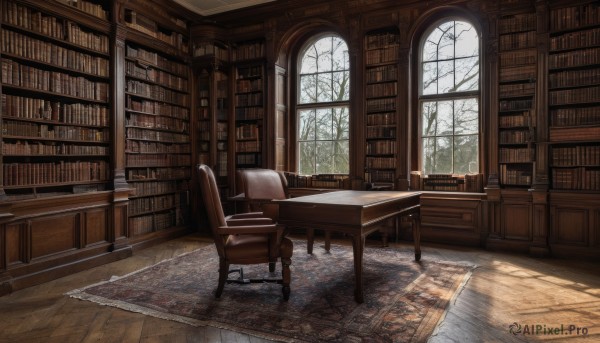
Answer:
[
  {"xmin": 126, "ymin": 113, "xmax": 189, "ymax": 133},
  {"xmin": 2, "ymin": 29, "xmax": 109, "ymax": 77},
  {"xmin": 552, "ymin": 145, "xmax": 600, "ymax": 167},
  {"xmin": 236, "ymin": 153, "xmax": 260, "ymax": 165},
  {"xmin": 499, "ymin": 65, "xmax": 536, "ymax": 82},
  {"xmin": 365, "ymin": 32, "xmax": 400, "ymax": 50},
  {"xmin": 550, "ymin": 27, "xmax": 600, "ymax": 51},
  {"xmin": 499, "ymin": 82, "xmax": 535, "ymax": 98},
  {"xmin": 366, "ymin": 126, "xmax": 396, "ymax": 139},
  {"xmin": 237, "ymin": 66, "xmax": 262, "ymax": 79},
  {"xmin": 235, "ymin": 93, "xmax": 263, "ymax": 107},
  {"xmin": 366, "ymin": 156, "xmax": 395, "ymax": 169},
  {"xmin": 499, "ymin": 147, "xmax": 534, "ymax": 163},
  {"xmin": 549, "ymin": 68, "xmax": 600, "ymax": 89},
  {"xmin": 236, "ymin": 79, "xmax": 263, "ymax": 93},
  {"xmin": 217, "ymin": 122, "xmax": 228, "ymax": 140},
  {"xmin": 126, "ymin": 61, "xmax": 188, "ymax": 92},
  {"xmin": 4, "ymin": 120, "xmax": 109, "ymax": 142},
  {"xmin": 550, "ymin": 3, "xmax": 600, "ymax": 32},
  {"xmin": 499, "ymin": 31, "xmax": 536, "ymax": 51},
  {"xmin": 549, "ymin": 47, "xmax": 600, "ymax": 69},
  {"xmin": 126, "ymin": 80, "xmax": 189, "ymax": 106},
  {"xmin": 126, "ymin": 45, "xmax": 188, "ymax": 77},
  {"xmin": 365, "ymin": 65, "xmax": 397, "ymax": 83},
  {"xmin": 127, "ymin": 167, "xmax": 190, "ymax": 181},
  {"xmin": 499, "ymin": 98, "xmax": 533, "ymax": 112},
  {"xmin": 366, "ymin": 82, "xmax": 397, "ymax": 98},
  {"xmin": 549, "ymin": 85, "xmax": 600, "ymax": 106},
  {"xmin": 409, "ymin": 172, "xmax": 484, "ymax": 192},
  {"xmin": 499, "ymin": 111, "xmax": 533, "ymax": 128},
  {"xmin": 236, "ymin": 107, "xmax": 264, "ymax": 120},
  {"xmin": 367, "ymin": 112, "xmax": 396, "ymax": 126},
  {"xmin": 235, "ymin": 140, "xmax": 261, "ymax": 152},
  {"xmin": 3, "ymin": 141, "xmax": 108, "ymax": 156},
  {"xmin": 53, "ymin": 0, "xmax": 108, "ymax": 20},
  {"xmin": 367, "ymin": 169, "xmax": 395, "ymax": 183},
  {"xmin": 498, "ymin": 13, "xmax": 535, "ymax": 34},
  {"xmin": 2, "ymin": 58, "xmax": 108, "ymax": 102},
  {"xmin": 2, "ymin": 1, "xmax": 110, "ymax": 54},
  {"xmin": 500, "ymin": 165, "xmax": 532, "ymax": 186},
  {"xmin": 552, "ymin": 167, "xmax": 600, "ymax": 190},
  {"xmin": 126, "ymin": 127, "xmax": 189, "ymax": 143},
  {"xmin": 235, "ymin": 124, "xmax": 259, "ymax": 140},
  {"xmin": 499, "ymin": 129, "xmax": 531, "ymax": 144},
  {"xmin": 366, "ymin": 140, "xmax": 396, "ymax": 155},
  {"xmin": 3, "ymin": 161, "xmax": 109, "ymax": 186},
  {"xmin": 128, "ymin": 211, "xmax": 177, "ymax": 236},
  {"xmin": 193, "ymin": 43, "xmax": 229, "ymax": 60},
  {"xmin": 126, "ymin": 154, "xmax": 191, "ymax": 168},
  {"xmin": 232, "ymin": 42, "xmax": 265, "ymax": 61},
  {"xmin": 126, "ymin": 140, "xmax": 191, "ymax": 154},
  {"xmin": 365, "ymin": 46, "xmax": 399, "ymax": 65},
  {"xmin": 216, "ymin": 152, "xmax": 228, "ymax": 176},
  {"xmin": 550, "ymin": 106, "xmax": 600, "ymax": 127},
  {"xmin": 366, "ymin": 98, "xmax": 396, "ymax": 113},
  {"xmin": 499, "ymin": 49, "xmax": 536, "ymax": 68},
  {"xmin": 124, "ymin": 11, "xmax": 188, "ymax": 53},
  {"xmin": 284, "ymin": 172, "xmax": 349, "ymax": 189},
  {"xmin": 3, "ymin": 94, "xmax": 109, "ymax": 126},
  {"xmin": 126, "ymin": 97, "xmax": 189, "ymax": 120},
  {"xmin": 129, "ymin": 194, "xmax": 179, "ymax": 216}
]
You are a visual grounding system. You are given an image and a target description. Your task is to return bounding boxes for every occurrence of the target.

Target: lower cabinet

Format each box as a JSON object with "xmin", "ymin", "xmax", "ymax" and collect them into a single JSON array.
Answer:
[{"xmin": 550, "ymin": 192, "xmax": 600, "ymax": 258}]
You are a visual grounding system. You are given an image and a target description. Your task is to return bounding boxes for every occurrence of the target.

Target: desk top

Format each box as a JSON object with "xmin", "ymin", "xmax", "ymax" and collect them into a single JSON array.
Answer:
[{"xmin": 278, "ymin": 190, "xmax": 420, "ymax": 207}]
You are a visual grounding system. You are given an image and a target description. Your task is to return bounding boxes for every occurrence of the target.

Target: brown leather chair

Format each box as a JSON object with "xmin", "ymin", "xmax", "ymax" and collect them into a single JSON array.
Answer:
[
  {"xmin": 238, "ymin": 168, "xmax": 331, "ymax": 254},
  {"xmin": 197, "ymin": 164, "xmax": 292, "ymax": 300}
]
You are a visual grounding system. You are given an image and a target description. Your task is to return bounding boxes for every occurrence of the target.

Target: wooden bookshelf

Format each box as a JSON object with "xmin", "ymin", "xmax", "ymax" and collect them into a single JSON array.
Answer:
[
  {"xmin": 122, "ymin": 4, "xmax": 191, "ymax": 239},
  {"xmin": 497, "ymin": 12, "xmax": 537, "ymax": 187},
  {"xmin": 548, "ymin": 2, "xmax": 600, "ymax": 191},
  {"xmin": 1, "ymin": 0, "xmax": 111, "ymax": 199},
  {"xmin": 364, "ymin": 28, "xmax": 399, "ymax": 189},
  {"xmin": 234, "ymin": 40, "xmax": 265, "ymax": 170}
]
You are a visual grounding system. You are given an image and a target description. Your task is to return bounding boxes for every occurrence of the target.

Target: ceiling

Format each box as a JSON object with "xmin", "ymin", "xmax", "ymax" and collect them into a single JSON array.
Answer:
[{"xmin": 173, "ymin": 0, "xmax": 276, "ymax": 16}]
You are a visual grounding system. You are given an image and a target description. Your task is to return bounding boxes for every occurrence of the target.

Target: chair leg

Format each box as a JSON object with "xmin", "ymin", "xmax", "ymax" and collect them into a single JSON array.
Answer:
[
  {"xmin": 216, "ymin": 258, "xmax": 229, "ymax": 298},
  {"xmin": 269, "ymin": 261, "xmax": 276, "ymax": 273},
  {"xmin": 306, "ymin": 228, "xmax": 315, "ymax": 254},
  {"xmin": 324, "ymin": 230, "xmax": 331, "ymax": 252},
  {"xmin": 281, "ymin": 257, "xmax": 291, "ymax": 301}
]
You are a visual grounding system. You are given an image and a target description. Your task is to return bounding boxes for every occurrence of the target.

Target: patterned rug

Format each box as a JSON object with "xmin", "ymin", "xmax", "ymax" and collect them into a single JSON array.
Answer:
[{"xmin": 68, "ymin": 240, "xmax": 474, "ymax": 342}]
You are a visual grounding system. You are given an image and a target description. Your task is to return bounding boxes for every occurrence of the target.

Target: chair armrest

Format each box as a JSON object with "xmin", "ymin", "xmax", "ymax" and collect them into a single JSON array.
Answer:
[
  {"xmin": 217, "ymin": 224, "xmax": 278, "ymax": 235},
  {"xmin": 226, "ymin": 218, "xmax": 273, "ymax": 226}
]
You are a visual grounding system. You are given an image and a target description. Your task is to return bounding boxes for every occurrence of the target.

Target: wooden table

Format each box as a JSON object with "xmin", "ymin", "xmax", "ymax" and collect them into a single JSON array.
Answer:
[{"xmin": 276, "ymin": 190, "xmax": 421, "ymax": 303}]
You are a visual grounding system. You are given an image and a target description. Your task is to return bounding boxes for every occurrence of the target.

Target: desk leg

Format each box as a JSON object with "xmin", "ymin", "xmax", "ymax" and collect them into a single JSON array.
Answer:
[
  {"xmin": 306, "ymin": 228, "xmax": 314, "ymax": 254},
  {"xmin": 411, "ymin": 213, "xmax": 421, "ymax": 261},
  {"xmin": 351, "ymin": 234, "xmax": 365, "ymax": 303}
]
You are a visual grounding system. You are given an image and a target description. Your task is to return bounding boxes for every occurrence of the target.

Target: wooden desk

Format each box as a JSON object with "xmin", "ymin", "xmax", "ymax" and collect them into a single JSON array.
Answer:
[{"xmin": 276, "ymin": 190, "xmax": 421, "ymax": 303}]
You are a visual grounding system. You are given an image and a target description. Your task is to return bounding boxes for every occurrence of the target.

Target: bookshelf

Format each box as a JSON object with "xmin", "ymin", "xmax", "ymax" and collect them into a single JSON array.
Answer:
[
  {"xmin": 497, "ymin": 12, "xmax": 537, "ymax": 187},
  {"xmin": 122, "ymin": 6, "xmax": 191, "ymax": 238},
  {"xmin": 364, "ymin": 28, "xmax": 399, "ymax": 189},
  {"xmin": 233, "ymin": 40, "xmax": 265, "ymax": 171},
  {"xmin": 1, "ymin": 0, "xmax": 111, "ymax": 199},
  {"xmin": 548, "ymin": 2, "xmax": 600, "ymax": 191}
]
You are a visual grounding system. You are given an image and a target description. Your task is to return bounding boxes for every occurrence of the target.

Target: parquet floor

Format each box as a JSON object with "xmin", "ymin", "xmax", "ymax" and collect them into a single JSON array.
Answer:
[{"xmin": 0, "ymin": 233, "xmax": 598, "ymax": 342}]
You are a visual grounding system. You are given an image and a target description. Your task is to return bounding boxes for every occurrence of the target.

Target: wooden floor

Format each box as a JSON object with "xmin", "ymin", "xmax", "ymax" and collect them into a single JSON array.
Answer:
[{"xmin": 0, "ymin": 233, "xmax": 598, "ymax": 342}]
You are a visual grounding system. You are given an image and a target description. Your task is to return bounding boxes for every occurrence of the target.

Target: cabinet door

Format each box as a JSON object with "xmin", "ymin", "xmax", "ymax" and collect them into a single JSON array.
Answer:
[{"xmin": 551, "ymin": 206, "xmax": 589, "ymax": 246}]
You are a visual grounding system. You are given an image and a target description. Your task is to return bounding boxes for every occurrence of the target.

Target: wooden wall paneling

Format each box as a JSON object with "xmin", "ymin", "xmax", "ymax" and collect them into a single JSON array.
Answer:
[
  {"xmin": 500, "ymin": 192, "xmax": 532, "ymax": 241},
  {"xmin": 30, "ymin": 214, "xmax": 79, "ymax": 260},
  {"xmin": 84, "ymin": 209, "xmax": 108, "ymax": 247},
  {"xmin": 5, "ymin": 222, "xmax": 26, "ymax": 266},
  {"xmin": 274, "ymin": 65, "xmax": 288, "ymax": 171}
]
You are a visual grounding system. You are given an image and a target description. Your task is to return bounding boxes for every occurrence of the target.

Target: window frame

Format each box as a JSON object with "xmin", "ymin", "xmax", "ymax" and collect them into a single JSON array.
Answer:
[{"xmin": 417, "ymin": 18, "xmax": 482, "ymax": 176}]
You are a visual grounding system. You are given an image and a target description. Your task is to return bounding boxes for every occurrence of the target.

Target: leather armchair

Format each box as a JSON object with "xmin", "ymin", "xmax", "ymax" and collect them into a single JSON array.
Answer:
[{"xmin": 197, "ymin": 164, "xmax": 292, "ymax": 300}]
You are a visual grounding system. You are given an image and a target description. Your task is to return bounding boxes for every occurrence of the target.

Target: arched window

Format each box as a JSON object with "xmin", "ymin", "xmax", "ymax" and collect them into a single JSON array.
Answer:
[
  {"xmin": 420, "ymin": 20, "xmax": 480, "ymax": 175},
  {"xmin": 297, "ymin": 35, "xmax": 350, "ymax": 175}
]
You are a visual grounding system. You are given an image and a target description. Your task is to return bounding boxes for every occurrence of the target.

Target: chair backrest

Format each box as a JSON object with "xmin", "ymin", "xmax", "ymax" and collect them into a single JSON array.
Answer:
[
  {"xmin": 240, "ymin": 168, "xmax": 288, "ymax": 201},
  {"xmin": 197, "ymin": 164, "xmax": 226, "ymax": 257}
]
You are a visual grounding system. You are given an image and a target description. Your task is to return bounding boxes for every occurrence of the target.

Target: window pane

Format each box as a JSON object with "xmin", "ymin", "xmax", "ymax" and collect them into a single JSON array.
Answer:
[
  {"xmin": 300, "ymin": 74, "xmax": 316, "ymax": 103},
  {"xmin": 434, "ymin": 136, "xmax": 453, "ymax": 174},
  {"xmin": 301, "ymin": 45, "xmax": 318, "ymax": 74},
  {"xmin": 438, "ymin": 22, "xmax": 455, "ymax": 60},
  {"xmin": 316, "ymin": 108, "xmax": 333, "ymax": 140},
  {"xmin": 333, "ymin": 140, "xmax": 349, "ymax": 173},
  {"xmin": 332, "ymin": 107, "xmax": 349, "ymax": 139},
  {"xmin": 331, "ymin": 37, "xmax": 349, "ymax": 71},
  {"xmin": 332, "ymin": 71, "xmax": 350, "ymax": 101},
  {"xmin": 422, "ymin": 137, "xmax": 436, "ymax": 175},
  {"xmin": 298, "ymin": 109, "xmax": 316, "ymax": 140},
  {"xmin": 423, "ymin": 39, "xmax": 438, "ymax": 62},
  {"xmin": 315, "ymin": 38, "xmax": 333, "ymax": 72},
  {"xmin": 421, "ymin": 101, "xmax": 437, "ymax": 137},
  {"xmin": 454, "ymin": 98, "xmax": 479, "ymax": 134},
  {"xmin": 437, "ymin": 100, "xmax": 453, "ymax": 136},
  {"xmin": 455, "ymin": 21, "xmax": 478, "ymax": 58},
  {"xmin": 455, "ymin": 57, "xmax": 479, "ymax": 91},
  {"xmin": 438, "ymin": 60, "xmax": 454, "ymax": 93},
  {"xmin": 422, "ymin": 61, "xmax": 438, "ymax": 95},
  {"xmin": 315, "ymin": 141, "xmax": 334, "ymax": 174},
  {"xmin": 317, "ymin": 73, "xmax": 333, "ymax": 102},
  {"xmin": 454, "ymin": 135, "xmax": 479, "ymax": 174},
  {"xmin": 299, "ymin": 141, "xmax": 316, "ymax": 175}
]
